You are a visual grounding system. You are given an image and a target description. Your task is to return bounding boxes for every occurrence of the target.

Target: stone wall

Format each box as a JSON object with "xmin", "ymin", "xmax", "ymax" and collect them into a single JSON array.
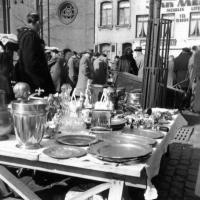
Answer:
[{"xmin": 9, "ymin": 0, "xmax": 95, "ymax": 52}]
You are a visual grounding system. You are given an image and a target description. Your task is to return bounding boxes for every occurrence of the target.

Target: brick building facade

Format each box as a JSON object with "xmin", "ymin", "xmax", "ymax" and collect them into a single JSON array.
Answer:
[
  {"xmin": 0, "ymin": 0, "xmax": 95, "ymax": 52},
  {"xmin": 95, "ymin": 0, "xmax": 200, "ymax": 59}
]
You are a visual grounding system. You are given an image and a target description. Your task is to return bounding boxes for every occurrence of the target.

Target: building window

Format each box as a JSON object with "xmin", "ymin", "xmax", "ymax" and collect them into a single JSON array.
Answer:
[
  {"xmin": 136, "ymin": 15, "xmax": 148, "ymax": 38},
  {"xmin": 100, "ymin": 2, "xmax": 112, "ymax": 26},
  {"xmin": 117, "ymin": 0, "xmax": 130, "ymax": 26},
  {"xmin": 100, "ymin": 43, "xmax": 111, "ymax": 59},
  {"xmin": 189, "ymin": 12, "xmax": 200, "ymax": 37},
  {"xmin": 162, "ymin": 13, "xmax": 175, "ymax": 38}
]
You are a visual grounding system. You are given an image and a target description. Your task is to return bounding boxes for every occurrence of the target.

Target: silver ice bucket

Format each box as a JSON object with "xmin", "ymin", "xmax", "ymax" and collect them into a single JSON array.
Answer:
[{"xmin": 11, "ymin": 99, "xmax": 48, "ymax": 149}]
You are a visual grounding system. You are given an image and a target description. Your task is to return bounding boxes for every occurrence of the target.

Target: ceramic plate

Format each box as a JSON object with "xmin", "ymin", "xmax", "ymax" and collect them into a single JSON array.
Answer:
[
  {"xmin": 43, "ymin": 146, "xmax": 86, "ymax": 159},
  {"xmin": 56, "ymin": 135, "xmax": 98, "ymax": 146}
]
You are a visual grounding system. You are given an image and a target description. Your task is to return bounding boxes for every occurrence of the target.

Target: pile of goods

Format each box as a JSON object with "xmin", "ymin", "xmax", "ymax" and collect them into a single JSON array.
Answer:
[{"xmin": 114, "ymin": 108, "xmax": 178, "ymax": 130}]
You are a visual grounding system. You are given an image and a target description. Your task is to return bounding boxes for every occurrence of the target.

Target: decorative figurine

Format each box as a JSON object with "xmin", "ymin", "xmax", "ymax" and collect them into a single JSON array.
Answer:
[{"xmin": 13, "ymin": 82, "xmax": 31, "ymax": 101}]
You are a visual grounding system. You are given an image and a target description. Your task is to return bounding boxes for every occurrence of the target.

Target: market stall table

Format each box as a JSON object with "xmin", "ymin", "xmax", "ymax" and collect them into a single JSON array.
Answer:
[{"xmin": 0, "ymin": 113, "xmax": 187, "ymax": 200}]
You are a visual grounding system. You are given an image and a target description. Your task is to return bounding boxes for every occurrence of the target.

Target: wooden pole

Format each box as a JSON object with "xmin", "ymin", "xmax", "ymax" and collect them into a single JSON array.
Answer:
[
  {"xmin": 2, "ymin": 0, "xmax": 7, "ymax": 33},
  {"xmin": 39, "ymin": 0, "xmax": 43, "ymax": 39},
  {"xmin": 7, "ymin": 0, "xmax": 11, "ymax": 33},
  {"xmin": 47, "ymin": 0, "xmax": 50, "ymax": 46},
  {"xmin": 155, "ymin": 0, "xmax": 162, "ymax": 19},
  {"xmin": 36, "ymin": 0, "xmax": 39, "ymax": 13},
  {"xmin": 149, "ymin": 0, "xmax": 154, "ymax": 20}
]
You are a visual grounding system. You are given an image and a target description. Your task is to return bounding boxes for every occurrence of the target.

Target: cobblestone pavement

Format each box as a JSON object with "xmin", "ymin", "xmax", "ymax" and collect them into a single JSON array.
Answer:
[{"xmin": 129, "ymin": 111, "xmax": 200, "ymax": 200}]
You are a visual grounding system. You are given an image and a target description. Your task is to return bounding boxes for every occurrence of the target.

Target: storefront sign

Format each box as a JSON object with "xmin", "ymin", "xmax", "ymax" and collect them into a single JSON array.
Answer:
[
  {"xmin": 146, "ymin": 0, "xmax": 200, "ymax": 8},
  {"xmin": 162, "ymin": 0, "xmax": 200, "ymax": 8},
  {"xmin": 160, "ymin": 0, "xmax": 200, "ymax": 24}
]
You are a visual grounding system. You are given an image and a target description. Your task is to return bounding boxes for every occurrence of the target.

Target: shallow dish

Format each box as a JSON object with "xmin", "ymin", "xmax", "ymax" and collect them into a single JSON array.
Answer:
[
  {"xmin": 43, "ymin": 146, "xmax": 86, "ymax": 159},
  {"xmin": 133, "ymin": 129, "xmax": 165, "ymax": 139},
  {"xmin": 89, "ymin": 142, "xmax": 152, "ymax": 160},
  {"xmin": 95, "ymin": 152, "xmax": 151, "ymax": 163},
  {"xmin": 98, "ymin": 133, "xmax": 157, "ymax": 146},
  {"xmin": 56, "ymin": 135, "xmax": 98, "ymax": 146}
]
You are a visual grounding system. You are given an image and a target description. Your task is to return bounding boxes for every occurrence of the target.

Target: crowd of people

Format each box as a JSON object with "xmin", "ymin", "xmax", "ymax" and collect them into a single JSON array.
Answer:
[
  {"xmin": 0, "ymin": 12, "xmax": 145, "ymax": 104},
  {"xmin": 168, "ymin": 46, "xmax": 200, "ymax": 112},
  {"xmin": 1, "ymin": 11, "xmax": 200, "ymax": 113},
  {"xmin": 45, "ymin": 45, "xmax": 144, "ymax": 96}
]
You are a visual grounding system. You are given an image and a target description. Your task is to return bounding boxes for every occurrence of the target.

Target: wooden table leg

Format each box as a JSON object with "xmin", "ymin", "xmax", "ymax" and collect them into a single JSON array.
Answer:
[
  {"xmin": 108, "ymin": 180, "xmax": 124, "ymax": 200},
  {"xmin": 0, "ymin": 165, "xmax": 41, "ymax": 200}
]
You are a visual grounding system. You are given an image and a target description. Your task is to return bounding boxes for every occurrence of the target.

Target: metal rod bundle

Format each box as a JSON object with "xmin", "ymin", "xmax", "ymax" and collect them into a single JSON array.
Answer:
[{"xmin": 142, "ymin": 0, "xmax": 171, "ymax": 110}]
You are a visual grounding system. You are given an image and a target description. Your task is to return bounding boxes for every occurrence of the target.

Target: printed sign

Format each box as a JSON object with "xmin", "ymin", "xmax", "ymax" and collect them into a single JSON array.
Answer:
[{"xmin": 146, "ymin": 0, "xmax": 200, "ymax": 8}]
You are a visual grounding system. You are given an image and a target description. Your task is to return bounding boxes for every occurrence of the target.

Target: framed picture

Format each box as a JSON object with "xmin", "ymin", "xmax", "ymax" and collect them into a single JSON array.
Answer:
[{"xmin": 91, "ymin": 110, "xmax": 112, "ymax": 128}]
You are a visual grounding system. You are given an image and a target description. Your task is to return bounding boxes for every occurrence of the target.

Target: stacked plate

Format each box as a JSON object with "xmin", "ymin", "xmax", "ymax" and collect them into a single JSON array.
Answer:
[
  {"xmin": 97, "ymin": 133, "xmax": 157, "ymax": 147},
  {"xmin": 132, "ymin": 129, "xmax": 164, "ymax": 139},
  {"xmin": 88, "ymin": 141, "xmax": 152, "ymax": 163}
]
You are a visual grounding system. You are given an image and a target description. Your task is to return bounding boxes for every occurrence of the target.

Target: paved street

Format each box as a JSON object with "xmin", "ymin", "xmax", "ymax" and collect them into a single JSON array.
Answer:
[{"xmin": 129, "ymin": 111, "xmax": 200, "ymax": 200}]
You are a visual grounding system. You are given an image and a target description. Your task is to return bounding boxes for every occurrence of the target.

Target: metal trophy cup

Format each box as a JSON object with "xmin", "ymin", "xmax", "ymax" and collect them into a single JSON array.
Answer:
[{"xmin": 12, "ymin": 83, "xmax": 48, "ymax": 149}]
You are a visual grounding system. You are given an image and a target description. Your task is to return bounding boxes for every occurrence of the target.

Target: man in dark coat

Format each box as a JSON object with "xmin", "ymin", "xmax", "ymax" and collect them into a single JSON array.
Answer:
[
  {"xmin": 17, "ymin": 12, "xmax": 55, "ymax": 96},
  {"xmin": 174, "ymin": 47, "xmax": 192, "ymax": 91},
  {"xmin": 118, "ymin": 48, "xmax": 138, "ymax": 75}
]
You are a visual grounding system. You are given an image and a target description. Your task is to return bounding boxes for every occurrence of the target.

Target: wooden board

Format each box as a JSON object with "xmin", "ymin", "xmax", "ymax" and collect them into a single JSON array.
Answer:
[
  {"xmin": 114, "ymin": 72, "xmax": 142, "ymax": 92},
  {"xmin": 0, "ymin": 165, "xmax": 41, "ymax": 200}
]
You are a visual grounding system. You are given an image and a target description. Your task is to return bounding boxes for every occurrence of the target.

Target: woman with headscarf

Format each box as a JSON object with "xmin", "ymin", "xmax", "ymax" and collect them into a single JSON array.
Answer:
[
  {"xmin": 17, "ymin": 12, "xmax": 55, "ymax": 96},
  {"xmin": 118, "ymin": 48, "xmax": 138, "ymax": 75}
]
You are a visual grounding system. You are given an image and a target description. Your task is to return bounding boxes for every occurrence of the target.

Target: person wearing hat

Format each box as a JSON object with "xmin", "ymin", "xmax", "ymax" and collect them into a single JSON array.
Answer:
[
  {"xmin": 16, "ymin": 12, "xmax": 55, "ymax": 95},
  {"xmin": 75, "ymin": 49, "xmax": 93, "ymax": 96},
  {"xmin": 134, "ymin": 46, "xmax": 144, "ymax": 78}
]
